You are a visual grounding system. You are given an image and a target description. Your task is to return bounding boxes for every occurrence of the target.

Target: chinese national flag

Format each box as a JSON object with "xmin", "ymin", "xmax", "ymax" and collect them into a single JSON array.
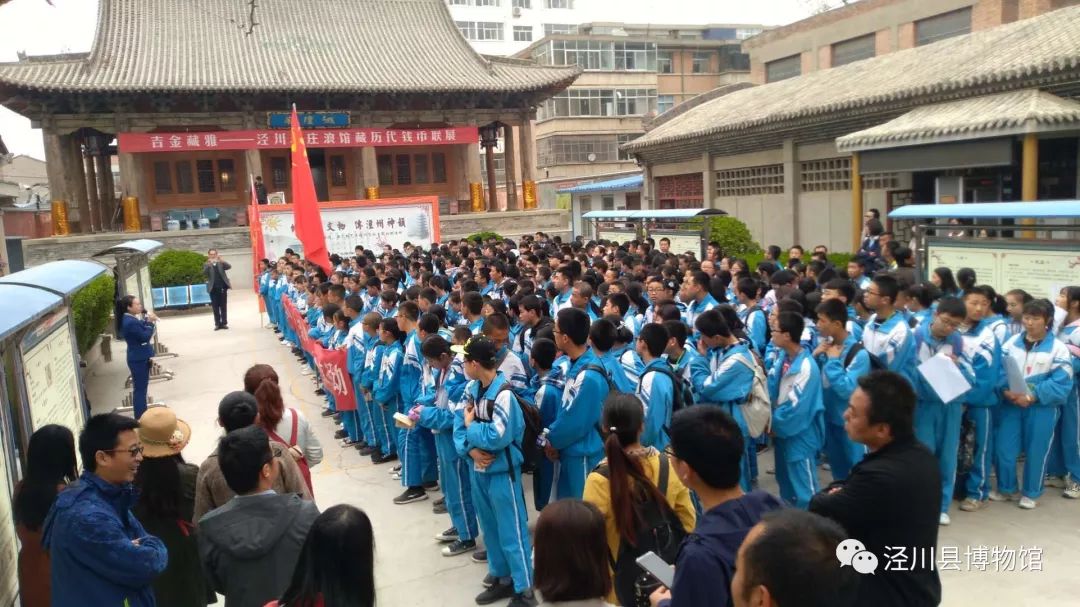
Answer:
[
  {"xmin": 248, "ymin": 175, "xmax": 266, "ymax": 295},
  {"xmin": 289, "ymin": 105, "xmax": 332, "ymax": 275}
]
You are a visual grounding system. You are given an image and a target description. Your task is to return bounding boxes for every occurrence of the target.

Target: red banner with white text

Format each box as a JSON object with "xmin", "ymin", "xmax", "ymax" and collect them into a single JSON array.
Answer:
[
  {"xmin": 119, "ymin": 127, "xmax": 479, "ymax": 153},
  {"xmin": 311, "ymin": 344, "xmax": 356, "ymax": 412}
]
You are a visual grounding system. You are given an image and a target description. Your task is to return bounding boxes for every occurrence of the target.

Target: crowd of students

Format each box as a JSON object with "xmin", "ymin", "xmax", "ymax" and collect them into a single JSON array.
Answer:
[{"xmin": 11, "ymin": 228, "xmax": 1079, "ymax": 607}]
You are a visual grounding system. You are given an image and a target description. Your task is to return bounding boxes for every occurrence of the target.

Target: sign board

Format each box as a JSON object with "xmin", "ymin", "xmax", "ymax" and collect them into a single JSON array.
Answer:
[
  {"xmin": 138, "ymin": 265, "xmax": 154, "ymax": 314},
  {"xmin": 119, "ymin": 127, "xmax": 479, "ymax": 153},
  {"xmin": 268, "ymin": 111, "xmax": 350, "ymax": 129},
  {"xmin": 926, "ymin": 239, "xmax": 1080, "ymax": 299},
  {"xmin": 556, "ymin": 193, "xmax": 572, "ymax": 211},
  {"xmin": 597, "ymin": 229, "xmax": 637, "ymax": 244},
  {"xmin": 0, "ymin": 370, "xmax": 18, "ymax": 607},
  {"xmin": 259, "ymin": 198, "xmax": 440, "ymax": 259},
  {"xmin": 19, "ymin": 310, "xmax": 84, "ymax": 464},
  {"xmin": 650, "ymin": 230, "xmax": 702, "ymax": 257}
]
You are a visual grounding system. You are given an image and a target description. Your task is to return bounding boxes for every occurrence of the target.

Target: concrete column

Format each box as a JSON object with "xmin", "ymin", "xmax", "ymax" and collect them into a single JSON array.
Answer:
[
  {"xmin": 782, "ymin": 139, "xmax": 799, "ymax": 245},
  {"xmin": 361, "ymin": 147, "xmax": 379, "ymax": 188},
  {"xmin": 484, "ymin": 143, "xmax": 498, "ymax": 212},
  {"xmin": 701, "ymin": 150, "xmax": 714, "ymax": 209},
  {"xmin": 95, "ymin": 152, "xmax": 115, "ymax": 231},
  {"xmin": 350, "ymin": 147, "xmax": 366, "ymax": 198},
  {"xmin": 84, "ymin": 147, "xmax": 101, "ymax": 232},
  {"xmin": 518, "ymin": 116, "xmax": 536, "ymax": 184},
  {"xmin": 503, "ymin": 124, "xmax": 519, "ymax": 210},
  {"xmin": 851, "ymin": 152, "xmax": 863, "ymax": 252},
  {"xmin": 643, "ymin": 163, "xmax": 655, "ymax": 209},
  {"xmin": 67, "ymin": 136, "xmax": 91, "ymax": 233},
  {"xmin": 466, "ymin": 143, "xmax": 483, "ymax": 200}
]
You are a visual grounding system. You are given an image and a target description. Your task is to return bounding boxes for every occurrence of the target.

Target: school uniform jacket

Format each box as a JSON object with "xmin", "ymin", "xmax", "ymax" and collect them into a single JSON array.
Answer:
[
  {"xmin": 999, "ymin": 332, "xmax": 1073, "ymax": 408},
  {"xmin": 768, "ymin": 349, "xmax": 826, "ymax": 462}
]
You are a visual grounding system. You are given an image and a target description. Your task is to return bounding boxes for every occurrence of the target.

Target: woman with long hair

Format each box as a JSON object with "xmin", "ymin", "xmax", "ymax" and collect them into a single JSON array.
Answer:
[
  {"xmin": 583, "ymin": 394, "xmax": 695, "ymax": 605},
  {"xmin": 116, "ymin": 294, "xmax": 159, "ymax": 419},
  {"xmin": 266, "ymin": 505, "xmax": 376, "ymax": 607},
  {"xmin": 245, "ymin": 364, "xmax": 322, "ymax": 494},
  {"xmin": 13, "ymin": 425, "xmax": 77, "ymax": 607},
  {"xmin": 133, "ymin": 407, "xmax": 208, "ymax": 607},
  {"xmin": 931, "ymin": 267, "xmax": 960, "ymax": 297},
  {"xmin": 533, "ymin": 500, "xmax": 613, "ymax": 606},
  {"xmin": 956, "ymin": 267, "xmax": 977, "ymax": 293}
]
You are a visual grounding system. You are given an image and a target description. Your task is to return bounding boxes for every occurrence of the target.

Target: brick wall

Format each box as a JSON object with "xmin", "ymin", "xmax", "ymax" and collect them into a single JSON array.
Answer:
[
  {"xmin": 875, "ymin": 28, "xmax": 894, "ymax": 54},
  {"xmin": 817, "ymin": 46, "xmax": 832, "ymax": 70},
  {"xmin": 750, "ymin": 61, "xmax": 766, "ymax": 85},
  {"xmin": 800, "ymin": 51, "xmax": 816, "ymax": 75},
  {"xmin": 657, "ymin": 173, "xmax": 704, "ymax": 199},
  {"xmin": 743, "ymin": 0, "xmax": 900, "ymax": 50},
  {"xmin": 897, "ymin": 22, "xmax": 916, "ymax": 49}
]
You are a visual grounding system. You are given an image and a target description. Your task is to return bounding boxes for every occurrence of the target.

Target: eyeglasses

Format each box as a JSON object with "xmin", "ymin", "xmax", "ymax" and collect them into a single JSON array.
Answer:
[
  {"xmin": 864, "ymin": 289, "xmax": 880, "ymax": 297},
  {"xmin": 104, "ymin": 444, "xmax": 144, "ymax": 457}
]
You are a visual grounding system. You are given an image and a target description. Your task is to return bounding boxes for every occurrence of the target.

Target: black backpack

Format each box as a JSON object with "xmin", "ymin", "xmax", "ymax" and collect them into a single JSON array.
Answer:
[
  {"xmin": 582, "ymin": 363, "xmax": 619, "ymax": 438},
  {"xmin": 644, "ymin": 365, "xmax": 694, "ymax": 413},
  {"xmin": 843, "ymin": 342, "xmax": 887, "ymax": 371},
  {"xmin": 594, "ymin": 453, "xmax": 688, "ymax": 607},
  {"xmin": 495, "ymin": 385, "xmax": 543, "ymax": 481}
]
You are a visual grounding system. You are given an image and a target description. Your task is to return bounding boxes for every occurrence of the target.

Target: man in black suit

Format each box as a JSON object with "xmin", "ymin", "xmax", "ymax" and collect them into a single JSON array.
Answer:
[
  {"xmin": 809, "ymin": 371, "xmax": 942, "ymax": 607},
  {"xmin": 204, "ymin": 248, "xmax": 232, "ymax": 330}
]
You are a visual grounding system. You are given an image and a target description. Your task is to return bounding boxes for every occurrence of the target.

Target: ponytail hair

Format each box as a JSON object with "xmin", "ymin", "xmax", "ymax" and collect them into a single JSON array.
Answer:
[
  {"xmin": 255, "ymin": 377, "xmax": 285, "ymax": 430},
  {"xmin": 601, "ymin": 393, "xmax": 671, "ymax": 545},
  {"xmin": 115, "ymin": 294, "xmax": 136, "ymax": 335}
]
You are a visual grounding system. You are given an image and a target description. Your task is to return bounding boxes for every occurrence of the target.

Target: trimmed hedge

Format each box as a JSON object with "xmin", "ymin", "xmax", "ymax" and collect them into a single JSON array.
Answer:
[
  {"xmin": 149, "ymin": 250, "xmax": 208, "ymax": 288},
  {"xmin": 71, "ymin": 274, "xmax": 116, "ymax": 355},
  {"xmin": 687, "ymin": 216, "xmax": 762, "ymax": 258},
  {"xmin": 465, "ymin": 231, "xmax": 503, "ymax": 243}
]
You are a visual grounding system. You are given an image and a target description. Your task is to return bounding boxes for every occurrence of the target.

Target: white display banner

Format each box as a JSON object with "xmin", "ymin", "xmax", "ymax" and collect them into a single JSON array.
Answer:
[
  {"xmin": 0, "ymin": 406, "xmax": 17, "ymax": 607},
  {"xmin": 259, "ymin": 198, "xmax": 439, "ymax": 260},
  {"xmin": 138, "ymin": 265, "xmax": 154, "ymax": 314},
  {"xmin": 650, "ymin": 231, "xmax": 703, "ymax": 258},
  {"xmin": 926, "ymin": 240, "xmax": 1080, "ymax": 299},
  {"xmin": 20, "ymin": 312, "xmax": 84, "ymax": 466}
]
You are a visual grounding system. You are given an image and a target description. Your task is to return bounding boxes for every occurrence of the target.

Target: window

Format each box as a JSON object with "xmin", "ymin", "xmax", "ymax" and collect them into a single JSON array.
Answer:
[
  {"xmin": 800, "ymin": 158, "xmax": 851, "ymax": 192},
  {"xmin": 475, "ymin": 0, "xmax": 500, "ymax": 6},
  {"xmin": 513, "ymin": 0, "xmax": 531, "ymax": 7},
  {"xmin": 175, "ymin": 161, "xmax": 194, "ymax": 194},
  {"xmin": 601, "ymin": 195, "xmax": 615, "ymax": 210},
  {"xmin": 765, "ymin": 54, "xmax": 800, "ymax": 82},
  {"xmin": 545, "ymin": 40, "xmax": 656, "ymax": 70},
  {"xmin": 692, "ymin": 51, "xmax": 711, "ymax": 73},
  {"xmin": 657, "ymin": 95, "xmax": 675, "ymax": 114},
  {"xmin": 736, "ymin": 28, "xmax": 762, "ymax": 40},
  {"xmin": 831, "ymin": 34, "xmax": 875, "ymax": 67},
  {"xmin": 395, "ymin": 155, "xmax": 412, "ymax": 185},
  {"xmin": 153, "ymin": 161, "xmax": 172, "ymax": 194},
  {"xmin": 616, "ymin": 133, "xmax": 641, "ymax": 161},
  {"xmin": 715, "ymin": 164, "xmax": 784, "ymax": 197},
  {"xmin": 377, "ymin": 155, "xmax": 394, "ymax": 186},
  {"xmin": 539, "ymin": 88, "xmax": 657, "ymax": 119},
  {"xmin": 376, "ymin": 152, "xmax": 448, "ymax": 186},
  {"xmin": 432, "ymin": 153, "xmax": 447, "ymax": 183},
  {"xmin": 543, "ymin": 23, "xmax": 577, "ymax": 35},
  {"xmin": 414, "ymin": 154, "xmax": 429, "ymax": 185},
  {"xmin": 456, "ymin": 21, "xmax": 504, "ymax": 40},
  {"xmin": 218, "ymin": 159, "xmax": 236, "ymax": 191},
  {"xmin": 916, "ymin": 8, "xmax": 971, "ymax": 46},
  {"xmin": 657, "ymin": 51, "xmax": 673, "ymax": 73},
  {"xmin": 513, "ymin": 26, "xmax": 533, "ymax": 42},
  {"xmin": 451, "ymin": 0, "xmax": 501, "ymax": 5},
  {"xmin": 863, "ymin": 172, "xmax": 899, "ymax": 190},
  {"xmin": 449, "ymin": 0, "xmax": 470, "ymax": 4},
  {"xmin": 329, "ymin": 155, "xmax": 347, "ymax": 187},
  {"xmin": 195, "ymin": 160, "xmax": 215, "ymax": 193},
  {"xmin": 613, "ymin": 42, "xmax": 655, "ymax": 70},
  {"xmin": 270, "ymin": 157, "xmax": 288, "ymax": 189},
  {"xmin": 545, "ymin": 0, "xmax": 572, "ymax": 8},
  {"xmin": 579, "ymin": 195, "xmax": 592, "ymax": 212}
]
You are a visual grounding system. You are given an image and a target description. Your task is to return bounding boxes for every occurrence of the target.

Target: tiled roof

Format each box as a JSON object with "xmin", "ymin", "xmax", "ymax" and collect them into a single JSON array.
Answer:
[
  {"xmin": 0, "ymin": 0, "xmax": 580, "ymax": 94},
  {"xmin": 837, "ymin": 90, "xmax": 1080, "ymax": 152},
  {"xmin": 625, "ymin": 5, "xmax": 1080, "ymax": 153}
]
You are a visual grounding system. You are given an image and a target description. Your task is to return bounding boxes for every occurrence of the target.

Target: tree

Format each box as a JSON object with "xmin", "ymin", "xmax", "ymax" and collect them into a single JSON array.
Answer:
[{"xmin": 799, "ymin": 0, "xmax": 852, "ymax": 16}]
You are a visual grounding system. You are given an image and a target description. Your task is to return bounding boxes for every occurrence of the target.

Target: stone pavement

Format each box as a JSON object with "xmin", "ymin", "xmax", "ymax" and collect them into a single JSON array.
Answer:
[{"xmin": 84, "ymin": 290, "xmax": 1080, "ymax": 606}]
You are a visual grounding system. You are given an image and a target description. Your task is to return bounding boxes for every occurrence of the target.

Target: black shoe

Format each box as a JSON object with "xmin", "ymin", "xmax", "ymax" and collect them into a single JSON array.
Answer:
[
  {"xmin": 442, "ymin": 539, "xmax": 476, "ymax": 557},
  {"xmin": 391, "ymin": 464, "xmax": 402, "ymax": 474},
  {"xmin": 315, "ymin": 388, "xmax": 326, "ymax": 396},
  {"xmin": 221, "ymin": 325, "xmax": 229, "ymax": 330},
  {"xmin": 433, "ymin": 496, "xmax": 446, "ymax": 506},
  {"xmin": 371, "ymin": 452, "xmax": 398, "ymax": 464},
  {"xmin": 508, "ymin": 591, "xmax": 537, "ymax": 607},
  {"xmin": 422, "ymin": 480, "xmax": 440, "ymax": 491},
  {"xmin": 482, "ymin": 574, "xmax": 497, "ymax": 588},
  {"xmin": 355, "ymin": 440, "xmax": 369, "ymax": 449},
  {"xmin": 214, "ymin": 326, "xmax": 223, "ymax": 331},
  {"xmin": 332, "ymin": 412, "xmax": 342, "ymax": 422},
  {"xmin": 474, "ymin": 580, "xmax": 513, "ymax": 605},
  {"xmin": 471, "ymin": 550, "xmax": 488, "ymax": 564},
  {"xmin": 320, "ymin": 409, "xmax": 335, "ymax": 418},
  {"xmin": 335, "ymin": 429, "xmax": 348, "ymax": 439},
  {"xmin": 393, "ymin": 486, "xmax": 428, "ymax": 505},
  {"xmin": 357, "ymin": 446, "xmax": 375, "ymax": 456},
  {"xmin": 435, "ymin": 526, "xmax": 459, "ymax": 542},
  {"xmin": 432, "ymin": 501, "xmax": 448, "ymax": 515}
]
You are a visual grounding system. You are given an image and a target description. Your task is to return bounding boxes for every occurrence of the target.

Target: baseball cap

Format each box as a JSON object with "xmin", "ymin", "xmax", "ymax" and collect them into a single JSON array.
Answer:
[{"xmin": 451, "ymin": 335, "xmax": 498, "ymax": 366}]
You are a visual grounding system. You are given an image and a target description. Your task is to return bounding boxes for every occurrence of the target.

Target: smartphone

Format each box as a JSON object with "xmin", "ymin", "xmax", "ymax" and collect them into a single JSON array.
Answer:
[{"xmin": 635, "ymin": 551, "xmax": 675, "ymax": 588}]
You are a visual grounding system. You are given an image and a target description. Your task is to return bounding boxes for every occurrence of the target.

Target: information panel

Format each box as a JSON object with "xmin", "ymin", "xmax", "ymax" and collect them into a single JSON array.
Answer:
[
  {"xmin": 650, "ymin": 231, "xmax": 703, "ymax": 258},
  {"xmin": 260, "ymin": 198, "xmax": 439, "ymax": 259},
  {"xmin": 926, "ymin": 239, "xmax": 1080, "ymax": 299},
  {"xmin": 0, "ymin": 396, "xmax": 17, "ymax": 607},
  {"xmin": 138, "ymin": 266, "xmax": 154, "ymax": 314},
  {"xmin": 20, "ymin": 311, "xmax": 83, "ymax": 456}
]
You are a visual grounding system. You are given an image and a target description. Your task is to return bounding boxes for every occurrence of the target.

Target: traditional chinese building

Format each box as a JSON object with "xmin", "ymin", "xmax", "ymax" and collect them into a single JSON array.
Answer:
[{"xmin": 0, "ymin": 0, "xmax": 579, "ymax": 234}]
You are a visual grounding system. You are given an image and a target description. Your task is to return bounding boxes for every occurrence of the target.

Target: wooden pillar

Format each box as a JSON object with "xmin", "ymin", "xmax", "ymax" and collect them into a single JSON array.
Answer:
[
  {"xmin": 484, "ymin": 144, "xmax": 498, "ymax": 212},
  {"xmin": 350, "ymin": 147, "xmax": 366, "ymax": 198},
  {"xmin": 68, "ymin": 136, "xmax": 91, "ymax": 233},
  {"xmin": 361, "ymin": 147, "xmax": 379, "ymax": 198},
  {"xmin": 43, "ymin": 133, "xmax": 72, "ymax": 231},
  {"xmin": 466, "ymin": 144, "xmax": 483, "ymax": 210},
  {"xmin": 519, "ymin": 117, "xmax": 537, "ymax": 209},
  {"xmin": 503, "ymin": 125, "xmax": 519, "ymax": 210},
  {"xmin": 95, "ymin": 152, "xmax": 114, "ymax": 231},
  {"xmin": 1021, "ymin": 133, "xmax": 1039, "ymax": 236},
  {"xmin": 851, "ymin": 152, "xmax": 863, "ymax": 253},
  {"xmin": 84, "ymin": 148, "xmax": 101, "ymax": 232}
]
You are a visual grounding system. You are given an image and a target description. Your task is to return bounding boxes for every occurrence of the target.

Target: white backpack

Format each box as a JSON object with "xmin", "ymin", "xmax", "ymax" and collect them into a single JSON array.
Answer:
[{"xmin": 732, "ymin": 353, "xmax": 772, "ymax": 439}]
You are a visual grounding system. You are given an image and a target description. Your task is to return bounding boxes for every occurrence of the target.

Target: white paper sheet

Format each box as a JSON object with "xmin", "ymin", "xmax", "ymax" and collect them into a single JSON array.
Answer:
[
  {"xmin": 1004, "ymin": 355, "xmax": 1032, "ymax": 396},
  {"xmin": 917, "ymin": 353, "xmax": 972, "ymax": 404}
]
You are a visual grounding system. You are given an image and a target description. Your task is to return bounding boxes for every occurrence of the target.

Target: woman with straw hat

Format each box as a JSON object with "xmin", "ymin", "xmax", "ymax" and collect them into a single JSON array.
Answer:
[{"xmin": 134, "ymin": 407, "xmax": 211, "ymax": 607}]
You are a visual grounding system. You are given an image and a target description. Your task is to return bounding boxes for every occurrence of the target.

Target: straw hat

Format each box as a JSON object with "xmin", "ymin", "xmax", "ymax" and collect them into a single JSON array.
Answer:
[{"xmin": 138, "ymin": 407, "xmax": 191, "ymax": 458}]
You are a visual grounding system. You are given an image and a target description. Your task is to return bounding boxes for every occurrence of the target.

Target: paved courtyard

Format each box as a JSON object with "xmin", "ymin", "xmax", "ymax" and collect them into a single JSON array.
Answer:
[{"xmin": 84, "ymin": 290, "xmax": 1080, "ymax": 607}]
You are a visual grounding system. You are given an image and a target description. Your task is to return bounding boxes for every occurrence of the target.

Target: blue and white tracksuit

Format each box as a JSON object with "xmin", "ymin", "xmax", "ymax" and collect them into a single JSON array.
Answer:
[
  {"xmin": 737, "ymin": 305, "xmax": 768, "ymax": 356},
  {"xmin": 693, "ymin": 342, "xmax": 756, "ymax": 493},
  {"xmin": 347, "ymin": 326, "xmax": 375, "ymax": 445},
  {"xmin": 995, "ymin": 332, "xmax": 1074, "ymax": 499},
  {"xmin": 361, "ymin": 339, "xmax": 393, "ymax": 457},
  {"xmin": 1048, "ymin": 319, "xmax": 1080, "ymax": 484},
  {"xmin": 862, "ymin": 311, "xmax": 917, "ymax": 382},
  {"xmin": 419, "ymin": 356, "xmax": 478, "ymax": 541},
  {"xmin": 960, "ymin": 317, "xmax": 1003, "ymax": 502},
  {"xmin": 768, "ymin": 349, "xmax": 826, "ymax": 509},
  {"xmin": 638, "ymin": 358, "xmax": 675, "ymax": 451},
  {"xmin": 373, "ymin": 341, "xmax": 403, "ymax": 457},
  {"xmin": 816, "ymin": 335, "xmax": 870, "ymax": 482},
  {"xmin": 547, "ymin": 350, "xmax": 610, "ymax": 500},
  {"xmin": 598, "ymin": 349, "xmax": 635, "ymax": 395},
  {"xmin": 456, "ymin": 374, "xmax": 534, "ymax": 593},
  {"xmin": 497, "ymin": 347, "xmax": 532, "ymax": 404},
  {"xmin": 550, "ymin": 289, "xmax": 573, "ymax": 317},
  {"xmin": 910, "ymin": 324, "xmax": 973, "ymax": 513},
  {"xmin": 684, "ymin": 293, "xmax": 720, "ymax": 329},
  {"xmin": 532, "ymin": 369, "xmax": 563, "ymax": 511},
  {"xmin": 609, "ymin": 344, "xmax": 644, "ymax": 393},
  {"xmin": 400, "ymin": 331, "xmax": 438, "ymax": 488}
]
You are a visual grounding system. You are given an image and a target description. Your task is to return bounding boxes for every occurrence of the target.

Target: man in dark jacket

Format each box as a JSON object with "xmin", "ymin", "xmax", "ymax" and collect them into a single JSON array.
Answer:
[
  {"xmin": 43, "ymin": 413, "xmax": 168, "ymax": 607},
  {"xmin": 810, "ymin": 371, "xmax": 942, "ymax": 607},
  {"xmin": 198, "ymin": 425, "xmax": 319, "ymax": 607},
  {"xmin": 651, "ymin": 406, "xmax": 783, "ymax": 607},
  {"xmin": 203, "ymin": 248, "xmax": 232, "ymax": 330}
]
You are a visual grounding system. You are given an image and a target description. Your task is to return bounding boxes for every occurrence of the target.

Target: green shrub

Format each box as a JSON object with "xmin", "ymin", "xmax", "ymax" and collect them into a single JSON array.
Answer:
[
  {"xmin": 465, "ymin": 231, "xmax": 503, "ymax": 243},
  {"xmin": 71, "ymin": 274, "xmax": 116, "ymax": 355},
  {"xmin": 687, "ymin": 216, "xmax": 762, "ymax": 258},
  {"xmin": 738, "ymin": 252, "xmax": 855, "ymax": 272},
  {"xmin": 149, "ymin": 250, "xmax": 208, "ymax": 288}
]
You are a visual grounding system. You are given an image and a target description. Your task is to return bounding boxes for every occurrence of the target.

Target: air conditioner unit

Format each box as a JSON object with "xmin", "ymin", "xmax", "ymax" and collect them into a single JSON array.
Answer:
[{"xmin": 512, "ymin": 6, "xmax": 522, "ymax": 17}]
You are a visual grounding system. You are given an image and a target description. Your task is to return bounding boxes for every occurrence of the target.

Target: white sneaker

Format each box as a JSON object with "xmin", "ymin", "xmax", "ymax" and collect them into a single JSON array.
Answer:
[
  {"xmin": 1045, "ymin": 475, "xmax": 1067, "ymax": 489},
  {"xmin": 939, "ymin": 512, "xmax": 951, "ymax": 526},
  {"xmin": 391, "ymin": 472, "xmax": 402, "ymax": 481},
  {"xmin": 989, "ymin": 490, "xmax": 1018, "ymax": 502},
  {"xmin": 1064, "ymin": 477, "xmax": 1080, "ymax": 499},
  {"xmin": 1018, "ymin": 496, "xmax": 1037, "ymax": 510},
  {"xmin": 958, "ymin": 498, "xmax": 985, "ymax": 512}
]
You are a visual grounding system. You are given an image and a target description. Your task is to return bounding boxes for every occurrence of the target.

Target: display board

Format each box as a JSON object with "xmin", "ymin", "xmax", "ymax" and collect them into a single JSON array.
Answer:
[
  {"xmin": 926, "ymin": 239, "xmax": 1080, "ymax": 299},
  {"xmin": 138, "ymin": 265, "xmax": 154, "ymax": 314},
  {"xmin": 260, "ymin": 198, "xmax": 440, "ymax": 259},
  {"xmin": 0, "ymin": 372, "xmax": 18, "ymax": 607},
  {"xmin": 125, "ymin": 273, "xmax": 140, "ymax": 307},
  {"xmin": 19, "ymin": 310, "xmax": 83, "ymax": 462},
  {"xmin": 650, "ymin": 230, "xmax": 703, "ymax": 258},
  {"xmin": 597, "ymin": 229, "xmax": 638, "ymax": 244}
]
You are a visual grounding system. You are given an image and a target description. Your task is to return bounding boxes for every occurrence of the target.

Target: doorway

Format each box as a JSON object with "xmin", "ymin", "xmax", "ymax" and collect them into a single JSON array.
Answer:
[{"xmin": 308, "ymin": 149, "xmax": 330, "ymax": 202}]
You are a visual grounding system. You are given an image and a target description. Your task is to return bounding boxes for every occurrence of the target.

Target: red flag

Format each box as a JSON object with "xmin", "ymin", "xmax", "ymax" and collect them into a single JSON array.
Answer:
[
  {"xmin": 248, "ymin": 175, "xmax": 267, "ymax": 295},
  {"xmin": 289, "ymin": 105, "xmax": 332, "ymax": 275},
  {"xmin": 312, "ymin": 345, "xmax": 356, "ymax": 411}
]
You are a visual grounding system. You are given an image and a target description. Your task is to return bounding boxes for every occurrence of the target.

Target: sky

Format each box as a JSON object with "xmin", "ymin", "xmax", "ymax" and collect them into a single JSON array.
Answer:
[{"xmin": 0, "ymin": 0, "xmax": 829, "ymax": 159}]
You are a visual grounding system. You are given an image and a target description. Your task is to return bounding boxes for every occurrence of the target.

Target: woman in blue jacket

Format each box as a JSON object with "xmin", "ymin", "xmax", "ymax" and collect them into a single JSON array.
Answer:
[
  {"xmin": 117, "ymin": 295, "xmax": 158, "ymax": 419},
  {"xmin": 373, "ymin": 318, "xmax": 405, "ymax": 466}
]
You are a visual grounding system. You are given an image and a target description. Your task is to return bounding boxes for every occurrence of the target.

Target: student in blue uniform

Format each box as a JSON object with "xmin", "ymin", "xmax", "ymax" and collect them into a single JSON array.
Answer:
[
  {"xmin": 462, "ymin": 292, "xmax": 486, "ymax": 335},
  {"xmin": 455, "ymin": 336, "xmax": 535, "ymax": 607},
  {"xmin": 372, "ymin": 318, "xmax": 405, "ymax": 466},
  {"xmin": 994, "ymin": 299, "xmax": 1074, "ymax": 510},
  {"xmin": 609, "ymin": 318, "xmax": 645, "ymax": 393},
  {"xmin": 957, "ymin": 287, "xmax": 1004, "ymax": 514},
  {"xmin": 529, "ymin": 338, "xmax": 562, "ymax": 511},
  {"xmin": 768, "ymin": 311, "xmax": 826, "ymax": 509},
  {"xmin": 663, "ymin": 320, "xmax": 706, "ymax": 388},
  {"xmin": 681, "ymin": 271, "xmax": 720, "ymax": 329},
  {"xmin": 636, "ymin": 323, "xmax": 675, "ymax": 451},
  {"xmin": 735, "ymin": 278, "xmax": 768, "ymax": 356},
  {"xmin": 862, "ymin": 274, "xmax": 916, "ymax": 381},
  {"xmin": 813, "ymin": 299, "xmax": 870, "ymax": 482},
  {"xmin": 1049, "ymin": 286, "xmax": 1080, "ymax": 499},
  {"xmin": 589, "ymin": 319, "xmax": 635, "ymax": 394},
  {"xmin": 546, "ymin": 308, "xmax": 611, "ymax": 500},
  {"xmin": 394, "ymin": 301, "xmax": 437, "ymax": 505},
  {"xmin": 821, "ymin": 278, "xmax": 864, "ymax": 342},
  {"xmin": 117, "ymin": 295, "xmax": 158, "ymax": 419}
]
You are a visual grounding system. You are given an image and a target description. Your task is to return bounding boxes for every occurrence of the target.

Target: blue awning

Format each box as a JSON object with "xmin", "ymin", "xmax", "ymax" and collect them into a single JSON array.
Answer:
[
  {"xmin": 559, "ymin": 174, "xmax": 643, "ymax": 194},
  {"xmin": 0, "ymin": 259, "xmax": 109, "ymax": 298},
  {"xmin": 582, "ymin": 209, "xmax": 726, "ymax": 220},
  {"xmin": 93, "ymin": 239, "xmax": 164, "ymax": 257},
  {"xmin": 889, "ymin": 201, "xmax": 1080, "ymax": 220},
  {"xmin": 0, "ymin": 285, "xmax": 62, "ymax": 342}
]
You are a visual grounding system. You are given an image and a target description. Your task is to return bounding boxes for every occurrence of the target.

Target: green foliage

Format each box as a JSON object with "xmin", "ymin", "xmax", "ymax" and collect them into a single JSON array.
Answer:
[
  {"xmin": 688, "ymin": 216, "xmax": 762, "ymax": 257},
  {"xmin": 71, "ymin": 274, "xmax": 116, "ymax": 355},
  {"xmin": 465, "ymin": 231, "xmax": 503, "ymax": 243},
  {"xmin": 739, "ymin": 252, "xmax": 855, "ymax": 272},
  {"xmin": 149, "ymin": 250, "xmax": 208, "ymax": 288}
]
